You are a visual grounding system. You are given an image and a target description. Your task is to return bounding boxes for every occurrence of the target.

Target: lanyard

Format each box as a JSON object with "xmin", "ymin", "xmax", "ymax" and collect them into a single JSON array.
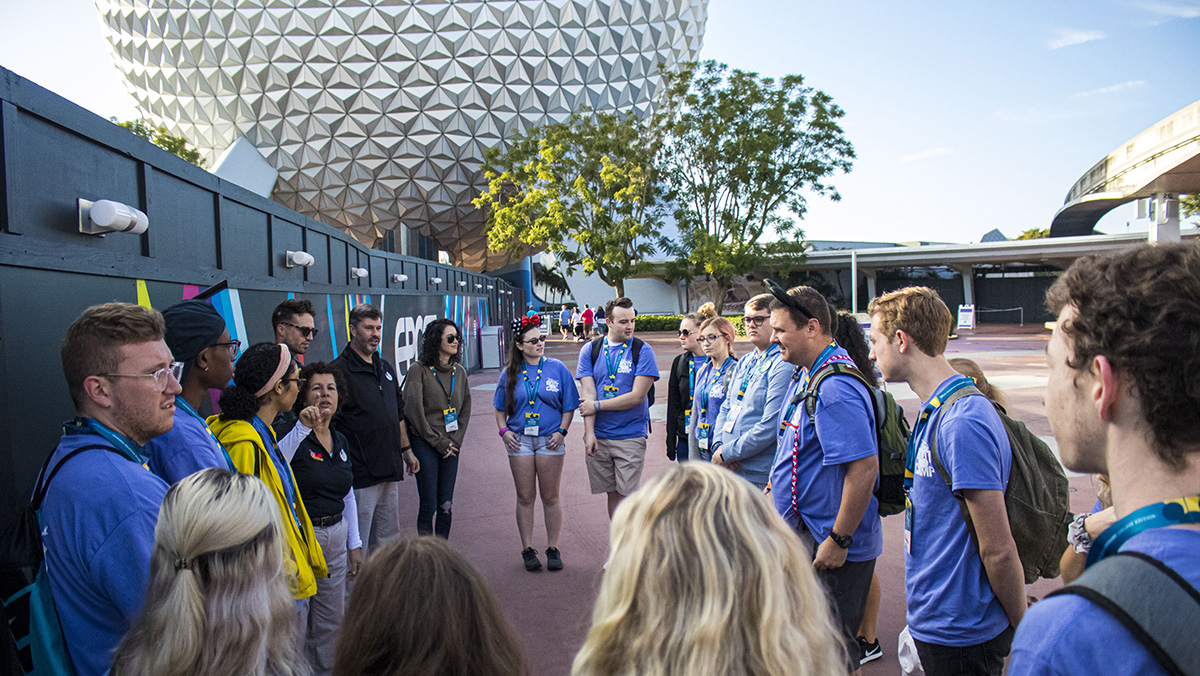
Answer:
[
  {"xmin": 175, "ymin": 396, "xmax": 235, "ymax": 470},
  {"xmin": 906, "ymin": 375, "xmax": 975, "ymax": 488},
  {"xmin": 65, "ymin": 418, "xmax": 146, "ymax": 466},
  {"xmin": 604, "ymin": 340, "xmax": 629, "ymax": 385},
  {"xmin": 778, "ymin": 342, "xmax": 839, "ymax": 436},
  {"xmin": 522, "ymin": 358, "xmax": 544, "ymax": 407},
  {"xmin": 687, "ymin": 355, "xmax": 699, "ymax": 399},
  {"xmin": 1087, "ymin": 495, "xmax": 1200, "ymax": 567},
  {"xmin": 431, "ymin": 365, "xmax": 455, "ymax": 398},
  {"xmin": 736, "ymin": 344, "xmax": 780, "ymax": 401},
  {"xmin": 250, "ymin": 416, "xmax": 303, "ymax": 534},
  {"xmin": 698, "ymin": 356, "xmax": 736, "ymax": 416}
]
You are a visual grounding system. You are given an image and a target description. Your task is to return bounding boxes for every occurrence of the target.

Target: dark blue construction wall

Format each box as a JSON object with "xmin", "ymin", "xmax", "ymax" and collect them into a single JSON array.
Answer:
[{"xmin": 0, "ymin": 66, "xmax": 521, "ymax": 524}]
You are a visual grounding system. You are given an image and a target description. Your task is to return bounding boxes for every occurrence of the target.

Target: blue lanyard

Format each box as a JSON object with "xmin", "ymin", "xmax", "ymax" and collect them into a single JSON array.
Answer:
[
  {"xmin": 605, "ymin": 341, "xmax": 629, "ymax": 384},
  {"xmin": 906, "ymin": 375, "xmax": 975, "ymax": 488},
  {"xmin": 687, "ymin": 355, "xmax": 699, "ymax": 399},
  {"xmin": 175, "ymin": 396, "xmax": 235, "ymax": 470},
  {"xmin": 522, "ymin": 358, "xmax": 544, "ymax": 408},
  {"xmin": 250, "ymin": 416, "xmax": 303, "ymax": 533},
  {"xmin": 1087, "ymin": 495, "xmax": 1200, "ymax": 567},
  {"xmin": 778, "ymin": 342, "xmax": 839, "ymax": 436},
  {"xmin": 736, "ymin": 344, "xmax": 780, "ymax": 401},
  {"xmin": 65, "ymin": 418, "xmax": 146, "ymax": 466},
  {"xmin": 698, "ymin": 357, "xmax": 736, "ymax": 416},
  {"xmin": 431, "ymin": 365, "xmax": 455, "ymax": 398}
]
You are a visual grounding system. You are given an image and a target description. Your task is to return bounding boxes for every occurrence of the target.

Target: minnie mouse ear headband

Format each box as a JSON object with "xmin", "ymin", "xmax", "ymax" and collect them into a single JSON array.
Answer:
[
  {"xmin": 510, "ymin": 313, "xmax": 541, "ymax": 337},
  {"xmin": 763, "ymin": 279, "xmax": 816, "ymax": 321}
]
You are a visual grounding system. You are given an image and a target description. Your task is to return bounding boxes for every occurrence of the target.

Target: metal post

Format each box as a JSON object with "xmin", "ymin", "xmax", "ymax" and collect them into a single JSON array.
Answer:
[{"xmin": 851, "ymin": 249, "xmax": 858, "ymax": 313}]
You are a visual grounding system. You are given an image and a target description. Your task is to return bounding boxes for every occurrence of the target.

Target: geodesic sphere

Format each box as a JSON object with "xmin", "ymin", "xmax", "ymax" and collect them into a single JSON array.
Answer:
[{"xmin": 96, "ymin": 0, "xmax": 708, "ymax": 270}]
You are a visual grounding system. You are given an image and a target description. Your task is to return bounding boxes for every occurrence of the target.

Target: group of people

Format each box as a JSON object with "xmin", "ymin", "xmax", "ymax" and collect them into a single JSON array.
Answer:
[
  {"xmin": 557, "ymin": 303, "xmax": 605, "ymax": 341},
  {"xmin": 29, "ymin": 241, "xmax": 1200, "ymax": 676}
]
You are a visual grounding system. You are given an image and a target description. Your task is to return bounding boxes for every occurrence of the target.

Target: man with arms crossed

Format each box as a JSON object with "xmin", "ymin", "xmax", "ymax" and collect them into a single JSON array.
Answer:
[
  {"xmin": 42, "ymin": 303, "xmax": 175, "ymax": 675},
  {"xmin": 577, "ymin": 297, "xmax": 658, "ymax": 517},
  {"xmin": 769, "ymin": 285, "xmax": 882, "ymax": 673},
  {"xmin": 867, "ymin": 287, "xmax": 1023, "ymax": 676},
  {"xmin": 1008, "ymin": 243, "xmax": 1200, "ymax": 675},
  {"xmin": 710, "ymin": 293, "xmax": 792, "ymax": 489}
]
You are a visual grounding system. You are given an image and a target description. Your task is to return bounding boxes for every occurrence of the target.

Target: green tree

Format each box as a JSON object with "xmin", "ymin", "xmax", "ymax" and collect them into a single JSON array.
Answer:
[
  {"xmin": 474, "ymin": 110, "xmax": 661, "ymax": 297},
  {"xmin": 1183, "ymin": 194, "xmax": 1199, "ymax": 222},
  {"xmin": 112, "ymin": 118, "xmax": 207, "ymax": 168},
  {"xmin": 1014, "ymin": 227, "xmax": 1050, "ymax": 240},
  {"xmin": 658, "ymin": 60, "xmax": 854, "ymax": 301}
]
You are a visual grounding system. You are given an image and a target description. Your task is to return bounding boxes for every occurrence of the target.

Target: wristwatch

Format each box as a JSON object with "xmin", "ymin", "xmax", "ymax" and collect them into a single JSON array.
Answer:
[
  {"xmin": 830, "ymin": 531, "xmax": 853, "ymax": 549},
  {"xmin": 1068, "ymin": 512, "xmax": 1093, "ymax": 553},
  {"xmin": 557, "ymin": 427, "xmax": 568, "ymax": 436}
]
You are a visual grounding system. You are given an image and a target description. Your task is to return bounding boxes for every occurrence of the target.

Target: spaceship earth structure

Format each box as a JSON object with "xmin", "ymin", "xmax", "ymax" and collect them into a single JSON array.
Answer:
[{"xmin": 96, "ymin": 0, "xmax": 708, "ymax": 270}]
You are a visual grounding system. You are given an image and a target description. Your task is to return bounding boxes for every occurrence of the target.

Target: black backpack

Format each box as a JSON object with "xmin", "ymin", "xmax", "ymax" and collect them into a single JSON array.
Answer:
[
  {"xmin": 929, "ymin": 386, "xmax": 1071, "ymax": 584},
  {"xmin": 799, "ymin": 362, "xmax": 910, "ymax": 516},
  {"xmin": 588, "ymin": 337, "xmax": 656, "ymax": 408}
]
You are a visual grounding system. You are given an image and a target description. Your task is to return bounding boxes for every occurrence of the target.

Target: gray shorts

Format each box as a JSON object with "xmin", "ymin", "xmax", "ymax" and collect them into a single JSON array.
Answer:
[
  {"xmin": 507, "ymin": 434, "xmax": 566, "ymax": 457},
  {"xmin": 585, "ymin": 436, "xmax": 646, "ymax": 495}
]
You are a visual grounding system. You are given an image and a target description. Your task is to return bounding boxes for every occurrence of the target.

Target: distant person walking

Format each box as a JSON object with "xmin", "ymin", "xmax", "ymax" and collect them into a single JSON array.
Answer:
[
  {"xmin": 494, "ymin": 314, "xmax": 580, "ymax": 571},
  {"xmin": 594, "ymin": 304, "xmax": 606, "ymax": 336},
  {"xmin": 581, "ymin": 304, "xmax": 594, "ymax": 338},
  {"xmin": 559, "ymin": 304, "xmax": 571, "ymax": 341},
  {"xmin": 403, "ymin": 319, "xmax": 471, "ymax": 538}
]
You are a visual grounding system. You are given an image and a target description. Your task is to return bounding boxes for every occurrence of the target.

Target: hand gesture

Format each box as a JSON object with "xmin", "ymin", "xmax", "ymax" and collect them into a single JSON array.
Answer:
[{"xmin": 298, "ymin": 405, "xmax": 321, "ymax": 429}]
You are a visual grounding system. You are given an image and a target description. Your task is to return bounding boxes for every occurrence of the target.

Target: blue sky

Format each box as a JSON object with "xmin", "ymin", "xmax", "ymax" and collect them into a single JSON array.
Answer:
[{"xmin": 0, "ymin": 0, "xmax": 1196, "ymax": 244}]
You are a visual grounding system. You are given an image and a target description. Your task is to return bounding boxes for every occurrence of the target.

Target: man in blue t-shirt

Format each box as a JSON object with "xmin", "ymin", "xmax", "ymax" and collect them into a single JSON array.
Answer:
[
  {"xmin": 868, "ymin": 287, "xmax": 1023, "ymax": 676},
  {"xmin": 559, "ymin": 304, "xmax": 571, "ymax": 341},
  {"xmin": 767, "ymin": 285, "xmax": 882, "ymax": 673},
  {"xmin": 42, "ymin": 302, "xmax": 175, "ymax": 676},
  {"xmin": 1007, "ymin": 244, "xmax": 1200, "ymax": 676},
  {"xmin": 576, "ymin": 296, "xmax": 659, "ymax": 518}
]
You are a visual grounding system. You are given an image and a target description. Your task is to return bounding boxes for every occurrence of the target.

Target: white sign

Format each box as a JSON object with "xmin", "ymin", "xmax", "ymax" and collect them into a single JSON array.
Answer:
[{"xmin": 957, "ymin": 305, "xmax": 976, "ymax": 330}]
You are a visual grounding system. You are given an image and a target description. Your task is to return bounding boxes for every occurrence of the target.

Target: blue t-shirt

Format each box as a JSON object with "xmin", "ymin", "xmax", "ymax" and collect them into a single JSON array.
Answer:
[
  {"xmin": 559, "ymin": 308, "xmax": 571, "ymax": 325},
  {"xmin": 575, "ymin": 339, "xmax": 660, "ymax": 440},
  {"xmin": 905, "ymin": 384, "xmax": 1012, "ymax": 646},
  {"xmin": 493, "ymin": 357, "xmax": 582, "ymax": 435},
  {"xmin": 41, "ymin": 431, "xmax": 169, "ymax": 676},
  {"xmin": 144, "ymin": 397, "xmax": 232, "ymax": 484},
  {"xmin": 695, "ymin": 357, "xmax": 735, "ymax": 432},
  {"xmin": 770, "ymin": 347, "xmax": 882, "ymax": 562},
  {"xmin": 1009, "ymin": 527, "xmax": 1200, "ymax": 675}
]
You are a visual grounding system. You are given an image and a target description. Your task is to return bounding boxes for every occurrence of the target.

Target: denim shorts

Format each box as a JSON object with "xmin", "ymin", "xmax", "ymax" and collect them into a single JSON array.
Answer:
[{"xmin": 508, "ymin": 433, "xmax": 566, "ymax": 457}]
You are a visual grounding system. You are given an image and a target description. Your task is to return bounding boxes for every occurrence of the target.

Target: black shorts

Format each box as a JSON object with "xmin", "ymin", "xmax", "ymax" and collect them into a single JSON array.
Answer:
[{"xmin": 796, "ymin": 521, "xmax": 877, "ymax": 671}]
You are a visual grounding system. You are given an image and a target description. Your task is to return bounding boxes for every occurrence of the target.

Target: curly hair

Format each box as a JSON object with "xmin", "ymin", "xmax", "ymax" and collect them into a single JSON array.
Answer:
[
  {"xmin": 418, "ymin": 319, "xmax": 461, "ymax": 367},
  {"xmin": 292, "ymin": 361, "xmax": 350, "ymax": 417},
  {"xmin": 1046, "ymin": 243, "xmax": 1200, "ymax": 470},
  {"xmin": 219, "ymin": 343, "xmax": 294, "ymax": 421},
  {"xmin": 833, "ymin": 309, "xmax": 879, "ymax": 388}
]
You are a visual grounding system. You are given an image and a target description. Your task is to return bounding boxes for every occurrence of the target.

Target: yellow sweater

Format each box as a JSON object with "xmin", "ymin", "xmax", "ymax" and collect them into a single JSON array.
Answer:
[{"xmin": 207, "ymin": 416, "xmax": 328, "ymax": 599}]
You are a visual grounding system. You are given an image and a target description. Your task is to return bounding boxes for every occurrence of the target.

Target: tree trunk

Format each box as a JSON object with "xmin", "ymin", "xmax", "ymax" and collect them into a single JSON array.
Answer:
[{"xmin": 615, "ymin": 280, "xmax": 625, "ymax": 298}]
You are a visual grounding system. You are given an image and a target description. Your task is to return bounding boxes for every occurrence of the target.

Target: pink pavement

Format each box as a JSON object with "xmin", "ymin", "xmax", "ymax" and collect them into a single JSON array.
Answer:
[{"xmin": 388, "ymin": 325, "xmax": 1085, "ymax": 676}]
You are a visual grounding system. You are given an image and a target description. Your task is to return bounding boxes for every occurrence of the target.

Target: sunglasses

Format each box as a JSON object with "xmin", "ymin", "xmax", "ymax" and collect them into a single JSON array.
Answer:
[
  {"xmin": 280, "ymin": 321, "xmax": 319, "ymax": 338},
  {"xmin": 763, "ymin": 279, "xmax": 816, "ymax": 321},
  {"xmin": 521, "ymin": 336, "xmax": 546, "ymax": 344},
  {"xmin": 444, "ymin": 334, "xmax": 459, "ymax": 343},
  {"xmin": 742, "ymin": 316, "xmax": 768, "ymax": 327},
  {"xmin": 678, "ymin": 328, "xmax": 692, "ymax": 337}
]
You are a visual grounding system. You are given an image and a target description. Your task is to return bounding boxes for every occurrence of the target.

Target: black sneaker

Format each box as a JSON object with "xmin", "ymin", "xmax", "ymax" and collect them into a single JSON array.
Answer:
[
  {"xmin": 545, "ymin": 547, "xmax": 563, "ymax": 571},
  {"xmin": 522, "ymin": 547, "xmax": 541, "ymax": 571},
  {"xmin": 858, "ymin": 637, "xmax": 882, "ymax": 665}
]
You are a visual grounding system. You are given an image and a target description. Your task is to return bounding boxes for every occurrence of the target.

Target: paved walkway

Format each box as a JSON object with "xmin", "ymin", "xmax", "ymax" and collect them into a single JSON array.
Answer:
[{"xmin": 390, "ymin": 325, "xmax": 1094, "ymax": 675}]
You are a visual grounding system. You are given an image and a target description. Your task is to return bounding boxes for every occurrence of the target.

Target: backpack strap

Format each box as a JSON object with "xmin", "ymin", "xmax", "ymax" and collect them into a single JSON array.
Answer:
[
  {"xmin": 33, "ymin": 444, "xmax": 127, "ymax": 510},
  {"xmin": 801, "ymin": 362, "xmax": 872, "ymax": 418},
  {"xmin": 927, "ymin": 385, "xmax": 985, "ymax": 531},
  {"xmin": 1048, "ymin": 551, "xmax": 1200, "ymax": 676}
]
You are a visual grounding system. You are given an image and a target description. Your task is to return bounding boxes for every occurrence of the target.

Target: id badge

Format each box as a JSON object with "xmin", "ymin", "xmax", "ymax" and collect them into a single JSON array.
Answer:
[
  {"xmin": 697, "ymin": 423, "xmax": 709, "ymax": 450},
  {"xmin": 443, "ymin": 407, "xmax": 459, "ymax": 432},
  {"xmin": 684, "ymin": 408, "xmax": 692, "ymax": 430},
  {"xmin": 524, "ymin": 412, "xmax": 540, "ymax": 437},
  {"xmin": 723, "ymin": 403, "xmax": 742, "ymax": 433},
  {"xmin": 602, "ymin": 384, "xmax": 620, "ymax": 400},
  {"xmin": 904, "ymin": 495, "xmax": 913, "ymax": 554}
]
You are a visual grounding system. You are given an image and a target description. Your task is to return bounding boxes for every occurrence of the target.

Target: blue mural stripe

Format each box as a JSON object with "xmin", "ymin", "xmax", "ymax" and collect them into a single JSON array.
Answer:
[{"xmin": 326, "ymin": 294, "xmax": 338, "ymax": 355}]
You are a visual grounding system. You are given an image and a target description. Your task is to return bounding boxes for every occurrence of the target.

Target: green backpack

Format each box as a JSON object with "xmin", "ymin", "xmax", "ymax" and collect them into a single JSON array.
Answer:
[
  {"xmin": 929, "ymin": 386, "xmax": 1071, "ymax": 584},
  {"xmin": 802, "ymin": 363, "xmax": 911, "ymax": 516}
]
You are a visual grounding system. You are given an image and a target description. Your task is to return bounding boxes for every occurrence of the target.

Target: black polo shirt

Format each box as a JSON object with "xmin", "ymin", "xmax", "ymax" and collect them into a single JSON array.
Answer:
[{"xmin": 289, "ymin": 428, "xmax": 354, "ymax": 521}]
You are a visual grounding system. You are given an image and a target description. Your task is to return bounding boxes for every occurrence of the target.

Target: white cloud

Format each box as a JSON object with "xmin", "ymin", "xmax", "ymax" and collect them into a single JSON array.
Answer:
[
  {"xmin": 1047, "ymin": 28, "xmax": 1106, "ymax": 49},
  {"xmin": 899, "ymin": 147, "xmax": 955, "ymax": 163},
  {"xmin": 1138, "ymin": 2, "xmax": 1200, "ymax": 19},
  {"xmin": 1073, "ymin": 80, "xmax": 1147, "ymax": 97}
]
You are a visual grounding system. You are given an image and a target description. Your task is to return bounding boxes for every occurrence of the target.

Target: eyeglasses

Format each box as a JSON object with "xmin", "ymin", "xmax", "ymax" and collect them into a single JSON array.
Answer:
[
  {"xmin": 444, "ymin": 334, "xmax": 459, "ymax": 343},
  {"xmin": 678, "ymin": 329, "xmax": 692, "ymax": 337},
  {"xmin": 282, "ymin": 377, "xmax": 307, "ymax": 390},
  {"xmin": 280, "ymin": 321, "xmax": 319, "ymax": 338},
  {"xmin": 101, "ymin": 361, "xmax": 184, "ymax": 392},
  {"xmin": 696, "ymin": 334, "xmax": 723, "ymax": 344},
  {"xmin": 521, "ymin": 336, "xmax": 546, "ymax": 344},
  {"xmin": 209, "ymin": 339, "xmax": 241, "ymax": 359},
  {"xmin": 742, "ymin": 316, "xmax": 768, "ymax": 327}
]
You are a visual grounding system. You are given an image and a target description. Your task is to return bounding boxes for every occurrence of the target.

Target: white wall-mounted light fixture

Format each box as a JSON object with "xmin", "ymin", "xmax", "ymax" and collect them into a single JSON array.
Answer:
[
  {"xmin": 392, "ymin": 273, "xmax": 408, "ymax": 283},
  {"xmin": 487, "ymin": 284, "xmax": 494, "ymax": 290},
  {"xmin": 457, "ymin": 280, "xmax": 467, "ymax": 287},
  {"xmin": 475, "ymin": 283, "xmax": 483, "ymax": 289},
  {"xmin": 285, "ymin": 250, "xmax": 315, "ymax": 268},
  {"xmin": 350, "ymin": 267, "xmax": 368, "ymax": 278},
  {"xmin": 430, "ymin": 276, "xmax": 443, "ymax": 284},
  {"xmin": 78, "ymin": 198, "xmax": 148, "ymax": 236}
]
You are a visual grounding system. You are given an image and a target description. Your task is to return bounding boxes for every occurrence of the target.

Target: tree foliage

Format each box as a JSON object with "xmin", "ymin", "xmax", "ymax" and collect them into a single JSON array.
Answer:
[
  {"xmin": 112, "ymin": 118, "xmax": 207, "ymax": 168},
  {"xmin": 1183, "ymin": 194, "xmax": 1199, "ymax": 222},
  {"xmin": 657, "ymin": 60, "xmax": 854, "ymax": 296},
  {"xmin": 474, "ymin": 110, "xmax": 661, "ymax": 297},
  {"xmin": 1014, "ymin": 227, "xmax": 1050, "ymax": 240}
]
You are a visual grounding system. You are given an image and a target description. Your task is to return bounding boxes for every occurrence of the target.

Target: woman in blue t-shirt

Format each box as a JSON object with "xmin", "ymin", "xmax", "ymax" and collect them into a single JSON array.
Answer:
[
  {"xmin": 493, "ymin": 314, "xmax": 580, "ymax": 572},
  {"xmin": 689, "ymin": 316, "xmax": 737, "ymax": 463}
]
